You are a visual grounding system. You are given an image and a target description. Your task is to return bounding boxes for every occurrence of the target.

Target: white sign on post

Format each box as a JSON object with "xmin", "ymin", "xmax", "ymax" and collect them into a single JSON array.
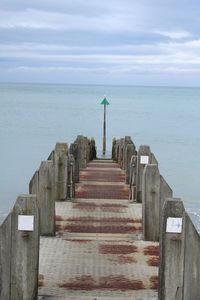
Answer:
[
  {"xmin": 140, "ymin": 155, "xmax": 149, "ymax": 165},
  {"xmin": 166, "ymin": 217, "xmax": 182, "ymax": 233},
  {"xmin": 18, "ymin": 215, "xmax": 34, "ymax": 231}
]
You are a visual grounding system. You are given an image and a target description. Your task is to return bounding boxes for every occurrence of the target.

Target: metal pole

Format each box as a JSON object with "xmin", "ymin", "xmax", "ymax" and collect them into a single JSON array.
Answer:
[{"xmin": 103, "ymin": 104, "xmax": 106, "ymax": 155}]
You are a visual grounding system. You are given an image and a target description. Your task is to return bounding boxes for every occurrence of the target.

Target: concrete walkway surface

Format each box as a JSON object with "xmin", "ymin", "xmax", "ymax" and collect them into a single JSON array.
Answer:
[{"xmin": 38, "ymin": 160, "xmax": 159, "ymax": 299}]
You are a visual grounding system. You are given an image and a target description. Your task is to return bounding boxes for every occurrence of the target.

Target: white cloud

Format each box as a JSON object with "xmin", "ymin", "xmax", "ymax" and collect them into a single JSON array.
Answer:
[
  {"xmin": 6, "ymin": 66, "xmax": 107, "ymax": 73},
  {"xmin": 4, "ymin": 64, "xmax": 200, "ymax": 78},
  {"xmin": 2, "ymin": 51, "xmax": 200, "ymax": 66},
  {"xmin": 0, "ymin": 8, "xmax": 143, "ymax": 32},
  {"xmin": 0, "ymin": 42, "xmax": 159, "ymax": 54},
  {"xmin": 154, "ymin": 30, "xmax": 192, "ymax": 39},
  {"xmin": 158, "ymin": 39, "xmax": 200, "ymax": 57},
  {"xmin": 2, "ymin": 39, "xmax": 200, "ymax": 72}
]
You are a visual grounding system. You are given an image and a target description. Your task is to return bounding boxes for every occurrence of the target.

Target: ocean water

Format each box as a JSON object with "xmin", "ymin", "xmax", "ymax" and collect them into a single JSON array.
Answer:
[{"xmin": 0, "ymin": 83, "xmax": 200, "ymax": 228}]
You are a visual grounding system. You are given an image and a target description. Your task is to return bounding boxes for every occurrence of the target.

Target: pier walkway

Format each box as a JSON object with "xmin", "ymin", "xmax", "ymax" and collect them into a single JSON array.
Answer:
[{"xmin": 38, "ymin": 159, "xmax": 159, "ymax": 300}]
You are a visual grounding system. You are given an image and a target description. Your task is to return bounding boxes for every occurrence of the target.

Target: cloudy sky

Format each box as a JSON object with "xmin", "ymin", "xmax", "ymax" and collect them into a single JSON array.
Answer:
[{"xmin": 1, "ymin": 0, "xmax": 200, "ymax": 86}]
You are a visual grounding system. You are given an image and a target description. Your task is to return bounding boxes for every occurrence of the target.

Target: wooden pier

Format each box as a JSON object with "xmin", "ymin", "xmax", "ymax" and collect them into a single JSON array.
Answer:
[{"xmin": 1, "ymin": 135, "xmax": 200, "ymax": 300}]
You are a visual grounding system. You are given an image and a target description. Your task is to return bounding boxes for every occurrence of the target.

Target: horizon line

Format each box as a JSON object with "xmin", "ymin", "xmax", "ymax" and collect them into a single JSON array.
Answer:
[{"xmin": 1, "ymin": 81, "xmax": 200, "ymax": 89}]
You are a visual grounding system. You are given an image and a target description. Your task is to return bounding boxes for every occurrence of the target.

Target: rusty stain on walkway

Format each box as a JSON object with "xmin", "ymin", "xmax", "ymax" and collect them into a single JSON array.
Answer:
[{"xmin": 38, "ymin": 160, "xmax": 158, "ymax": 299}]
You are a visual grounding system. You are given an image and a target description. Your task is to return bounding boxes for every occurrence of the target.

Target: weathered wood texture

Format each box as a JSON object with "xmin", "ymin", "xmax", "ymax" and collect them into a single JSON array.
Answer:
[
  {"xmin": 0, "ymin": 195, "xmax": 39, "ymax": 300},
  {"xmin": 29, "ymin": 170, "xmax": 39, "ymax": 195},
  {"xmin": 0, "ymin": 214, "xmax": 12, "ymax": 299},
  {"xmin": 159, "ymin": 198, "xmax": 185, "ymax": 300},
  {"xmin": 142, "ymin": 165, "xmax": 173, "ymax": 242},
  {"xmin": 38, "ymin": 161, "xmax": 55, "ymax": 235},
  {"xmin": 183, "ymin": 213, "xmax": 200, "ymax": 300},
  {"xmin": 112, "ymin": 136, "xmax": 136, "ymax": 186},
  {"xmin": 142, "ymin": 164, "xmax": 160, "ymax": 241},
  {"xmin": 70, "ymin": 142, "xmax": 80, "ymax": 183},
  {"xmin": 54, "ymin": 143, "xmax": 68, "ymax": 201},
  {"xmin": 136, "ymin": 145, "xmax": 152, "ymax": 203},
  {"xmin": 67, "ymin": 154, "xmax": 75, "ymax": 200}
]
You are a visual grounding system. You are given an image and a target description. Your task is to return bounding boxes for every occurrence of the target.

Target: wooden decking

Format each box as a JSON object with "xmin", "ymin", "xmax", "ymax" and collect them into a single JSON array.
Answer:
[{"xmin": 38, "ymin": 160, "xmax": 159, "ymax": 299}]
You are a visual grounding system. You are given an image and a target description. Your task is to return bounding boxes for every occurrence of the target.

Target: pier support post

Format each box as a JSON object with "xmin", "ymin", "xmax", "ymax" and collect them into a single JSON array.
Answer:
[
  {"xmin": 54, "ymin": 143, "xmax": 68, "ymax": 200},
  {"xmin": 29, "ymin": 170, "xmax": 39, "ymax": 195},
  {"xmin": 75, "ymin": 135, "xmax": 87, "ymax": 168},
  {"xmin": 142, "ymin": 165, "xmax": 173, "ymax": 241},
  {"xmin": 122, "ymin": 136, "xmax": 132, "ymax": 170},
  {"xmin": 38, "ymin": 161, "xmax": 55, "ymax": 235},
  {"xmin": 183, "ymin": 213, "xmax": 200, "ymax": 299},
  {"xmin": 0, "ymin": 195, "xmax": 39, "ymax": 300},
  {"xmin": 0, "ymin": 214, "xmax": 12, "ymax": 299},
  {"xmin": 159, "ymin": 198, "xmax": 185, "ymax": 300},
  {"xmin": 142, "ymin": 164, "xmax": 160, "ymax": 241},
  {"xmin": 112, "ymin": 138, "xmax": 116, "ymax": 160},
  {"xmin": 70, "ymin": 142, "xmax": 80, "ymax": 183},
  {"xmin": 116, "ymin": 140, "xmax": 120, "ymax": 163},
  {"xmin": 136, "ymin": 145, "xmax": 151, "ymax": 203},
  {"xmin": 160, "ymin": 176, "xmax": 173, "ymax": 231},
  {"xmin": 125, "ymin": 143, "xmax": 136, "ymax": 184},
  {"xmin": 115, "ymin": 138, "xmax": 120, "ymax": 163},
  {"xmin": 129, "ymin": 155, "xmax": 137, "ymax": 201},
  {"xmin": 67, "ymin": 154, "xmax": 75, "ymax": 200},
  {"xmin": 85, "ymin": 137, "xmax": 90, "ymax": 163},
  {"xmin": 11, "ymin": 195, "xmax": 39, "ymax": 300},
  {"xmin": 118, "ymin": 138, "xmax": 124, "ymax": 168},
  {"xmin": 90, "ymin": 138, "xmax": 97, "ymax": 160}
]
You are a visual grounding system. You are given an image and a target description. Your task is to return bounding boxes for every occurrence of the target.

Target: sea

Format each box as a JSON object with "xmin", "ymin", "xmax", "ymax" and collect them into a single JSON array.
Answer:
[{"xmin": 0, "ymin": 83, "xmax": 200, "ymax": 230}]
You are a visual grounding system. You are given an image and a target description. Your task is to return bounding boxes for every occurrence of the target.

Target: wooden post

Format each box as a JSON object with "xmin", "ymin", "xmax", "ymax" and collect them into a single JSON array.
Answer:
[
  {"xmin": 54, "ymin": 143, "xmax": 68, "ymax": 200},
  {"xmin": 75, "ymin": 135, "xmax": 87, "ymax": 169},
  {"xmin": 29, "ymin": 170, "xmax": 39, "ymax": 195},
  {"xmin": 136, "ymin": 145, "xmax": 152, "ymax": 203},
  {"xmin": 0, "ymin": 195, "xmax": 39, "ymax": 300},
  {"xmin": 0, "ymin": 214, "xmax": 12, "ymax": 299},
  {"xmin": 142, "ymin": 164, "xmax": 160, "ymax": 241},
  {"xmin": 38, "ymin": 160, "xmax": 55, "ymax": 235},
  {"xmin": 129, "ymin": 155, "xmax": 137, "ymax": 201},
  {"xmin": 183, "ymin": 213, "xmax": 200, "ymax": 299},
  {"xmin": 70, "ymin": 142, "xmax": 80, "ymax": 183},
  {"xmin": 159, "ymin": 198, "xmax": 185, "ymax": 300},
  {"xmin": 112, "ymin": 138, "xmax": 116, "ymax": 160},
  {"xmin": 67, "ymin": 154, "xmax": 75, "ymax": 200}
]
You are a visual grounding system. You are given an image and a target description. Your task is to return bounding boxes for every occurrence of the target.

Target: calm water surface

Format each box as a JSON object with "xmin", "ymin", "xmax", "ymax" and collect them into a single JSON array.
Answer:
[{"xmin": 0, "ymin": 83, "xmax": 200, "ymax": 227}]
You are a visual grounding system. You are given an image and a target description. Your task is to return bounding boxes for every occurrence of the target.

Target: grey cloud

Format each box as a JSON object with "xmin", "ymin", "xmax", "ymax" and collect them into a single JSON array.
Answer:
[{"xmin": 0, "ymin": 0, "xmax": 200, "ymax": 85}]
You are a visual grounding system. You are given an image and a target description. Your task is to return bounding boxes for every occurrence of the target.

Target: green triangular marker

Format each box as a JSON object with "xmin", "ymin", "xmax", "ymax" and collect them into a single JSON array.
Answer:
[{"xmin": 100, "ymin": 97, "xmax": 109, "ymax": 105}]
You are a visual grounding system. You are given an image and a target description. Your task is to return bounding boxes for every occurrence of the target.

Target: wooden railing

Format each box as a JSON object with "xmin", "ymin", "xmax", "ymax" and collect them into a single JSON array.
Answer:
[
  {"xmin": 112, "ymin": 136, "xmax": 200, "ymax": 300},
  {"xmin": 0, "ymin": 134, "xmax": 199, "ymax": 300},
  {"xmin": 0, "ymin": 135, "xmax": 96, "ymax": 300}
]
